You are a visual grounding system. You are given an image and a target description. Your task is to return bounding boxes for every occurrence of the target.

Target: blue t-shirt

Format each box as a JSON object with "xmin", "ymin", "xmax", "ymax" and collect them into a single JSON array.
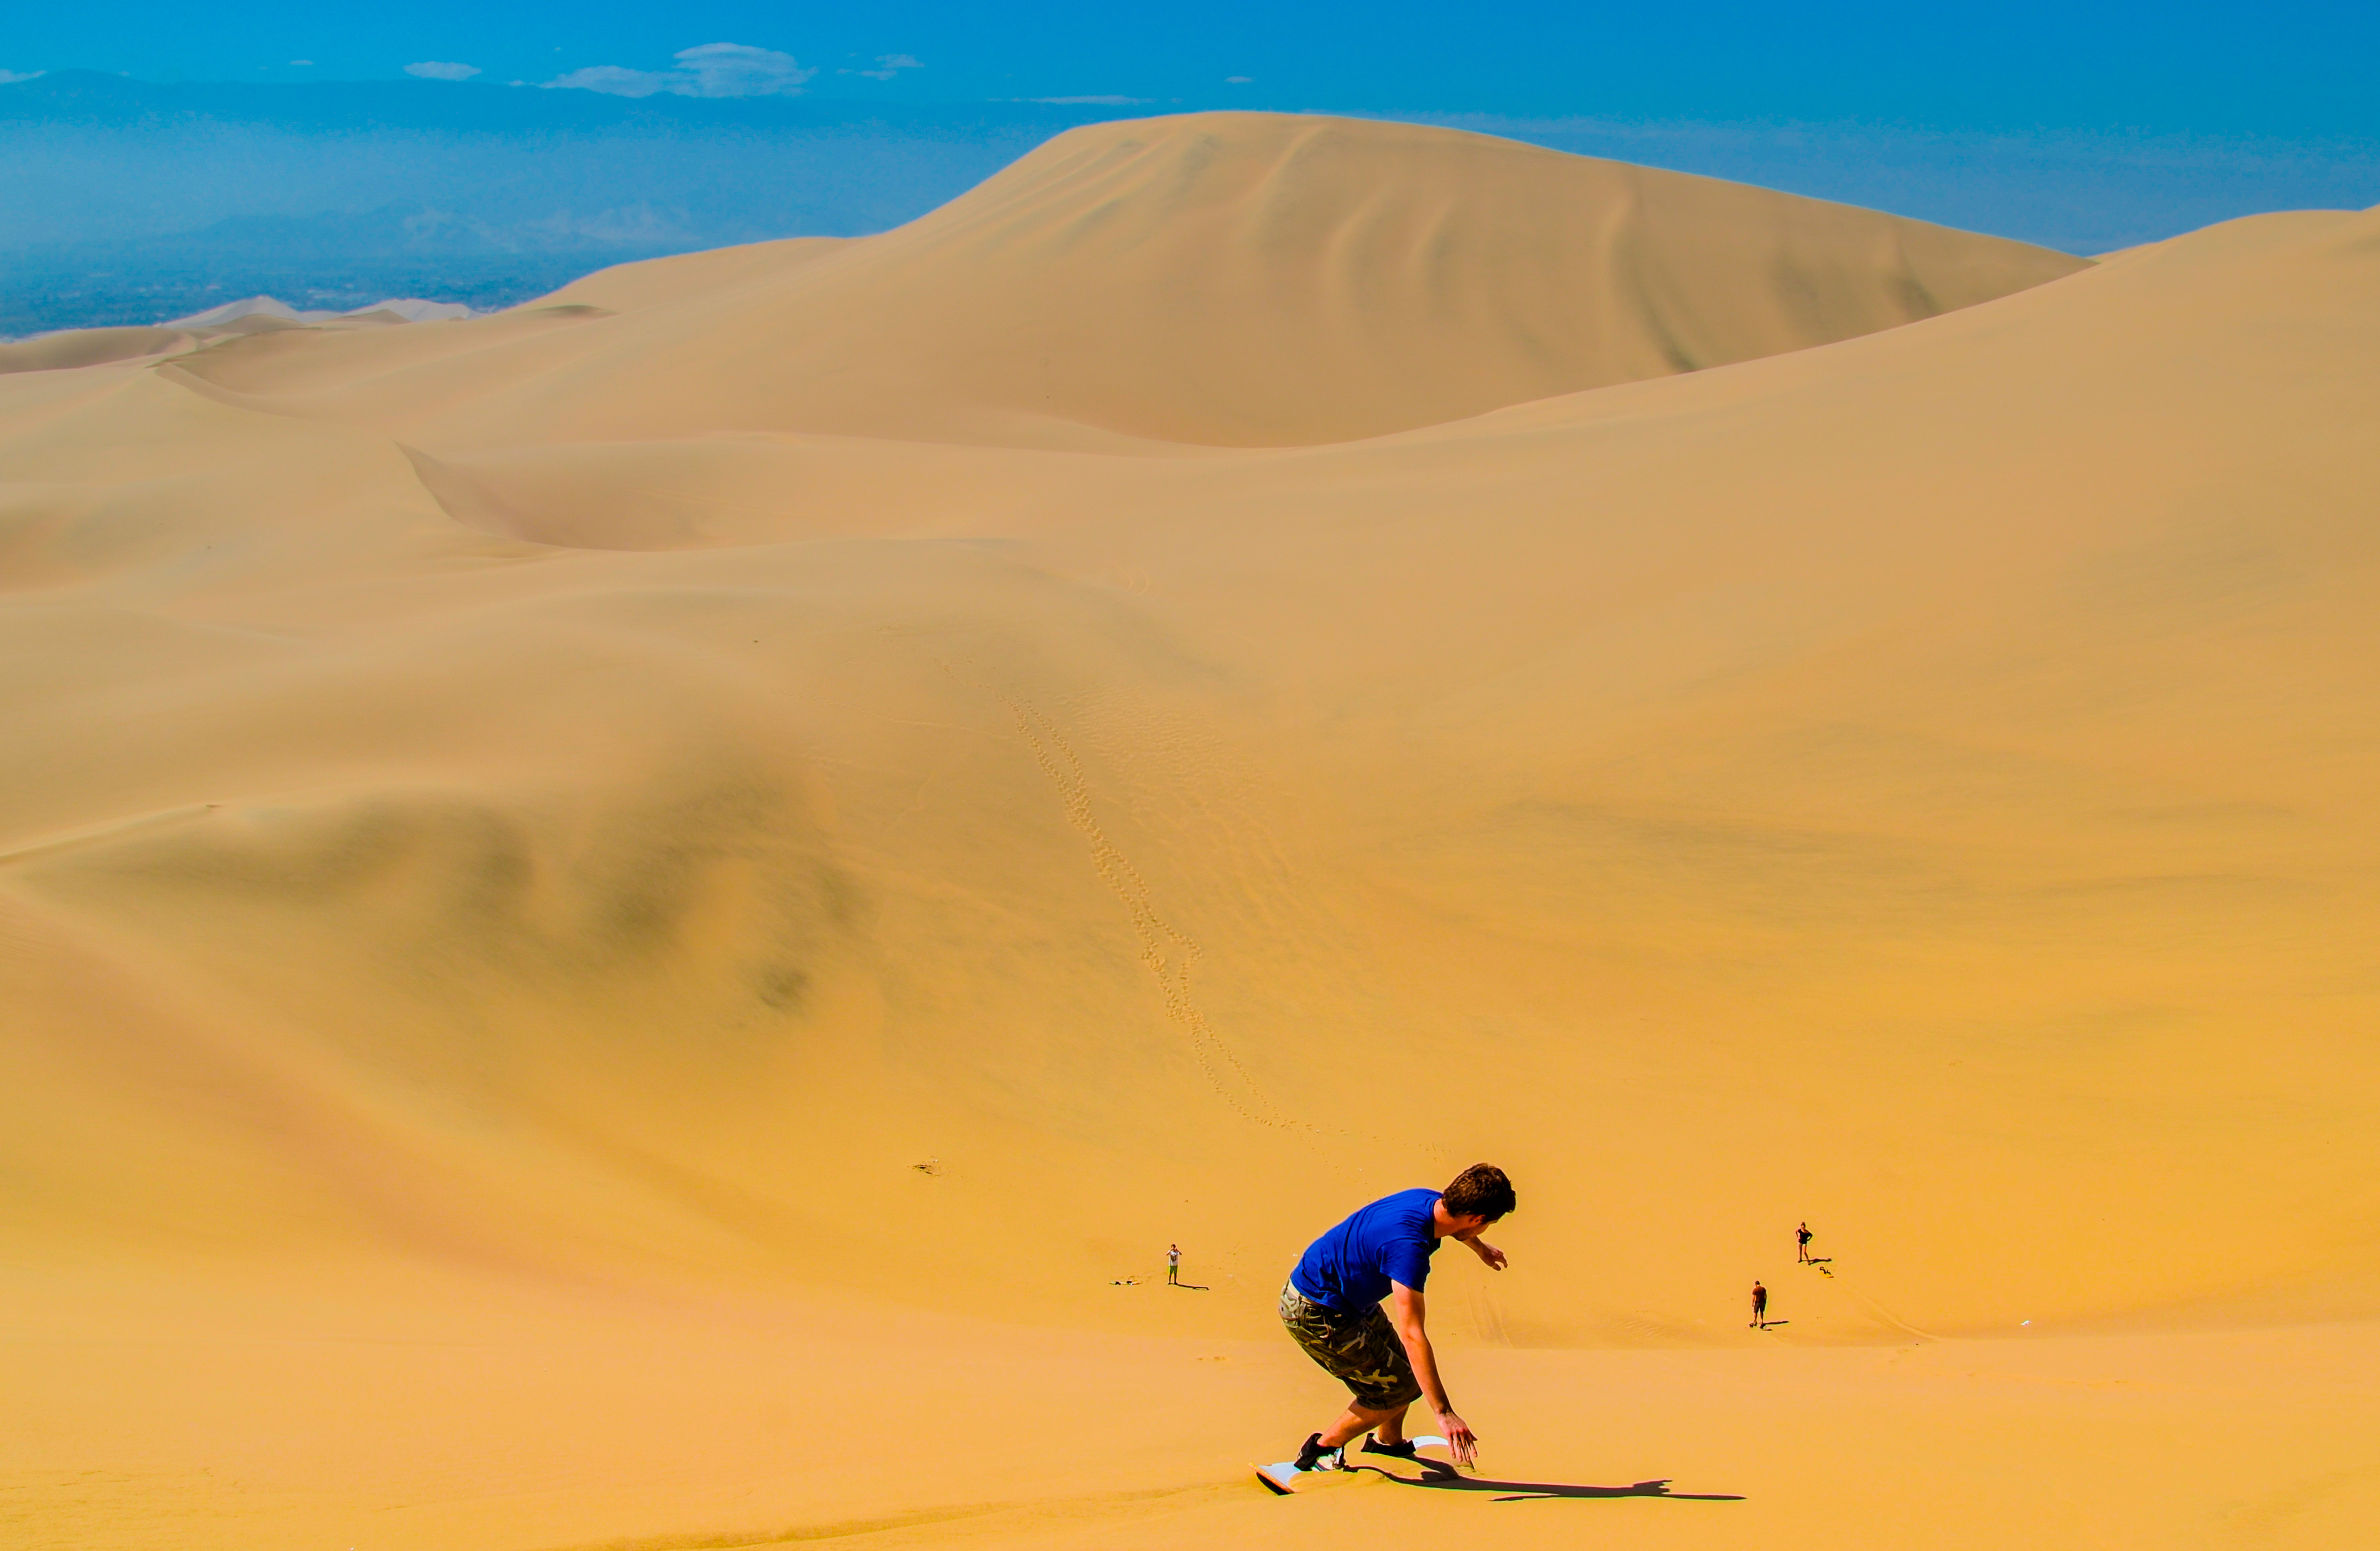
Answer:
[{"xmin": 1290, "ymin": 1188, "xmax": 1441, "ymax": 1311}]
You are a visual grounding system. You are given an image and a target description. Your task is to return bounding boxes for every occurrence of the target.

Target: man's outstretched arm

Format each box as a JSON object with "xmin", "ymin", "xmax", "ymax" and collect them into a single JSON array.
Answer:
[
  {"xmin": 1387, "ymin": 1283, "xmax": 1477, "ymax": 1465},
  {"xmin": 1454, "ymin": 1228, "xmax": 1508, "ymax": 1270}
]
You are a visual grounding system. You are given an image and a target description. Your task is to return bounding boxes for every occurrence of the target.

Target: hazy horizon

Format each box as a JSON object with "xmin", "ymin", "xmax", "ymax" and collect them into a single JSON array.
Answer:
[{"xmin": 3, "ymin": 64, "xmax": 2376, "ymax": 337}]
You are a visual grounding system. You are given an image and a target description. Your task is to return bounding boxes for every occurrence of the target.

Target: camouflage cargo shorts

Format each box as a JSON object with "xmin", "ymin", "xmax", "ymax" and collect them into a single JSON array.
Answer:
[{"xmin": 1279, "ymin": 1280, "xmax": 1423, "ymax": 1412}]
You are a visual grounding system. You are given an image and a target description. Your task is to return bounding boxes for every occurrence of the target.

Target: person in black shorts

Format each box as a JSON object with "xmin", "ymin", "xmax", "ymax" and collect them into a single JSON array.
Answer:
[
  {"xmin": 1796, "ymin": 1222, "xmax": 1813, "ymax": 1262},
  {"xmin": 1751, "ymin": 1281, "xmax": 1768, "ymax": 1327},
  {"xmin": 1277, "ymin": 1163, "xmax": 1515, "ymax": 1472}
]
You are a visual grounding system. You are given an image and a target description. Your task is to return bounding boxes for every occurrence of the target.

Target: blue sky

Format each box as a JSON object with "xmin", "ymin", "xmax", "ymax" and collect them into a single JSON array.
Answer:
[{"xmin": 7, "ymin": 2, "xmax": 2378, "ymax": 138}]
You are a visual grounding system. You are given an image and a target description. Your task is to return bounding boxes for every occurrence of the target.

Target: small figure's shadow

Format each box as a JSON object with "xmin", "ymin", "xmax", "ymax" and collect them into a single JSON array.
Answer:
[{"xmin": 1352, "ymin": 1461, "xmax": 1744, "ymax": 1503}]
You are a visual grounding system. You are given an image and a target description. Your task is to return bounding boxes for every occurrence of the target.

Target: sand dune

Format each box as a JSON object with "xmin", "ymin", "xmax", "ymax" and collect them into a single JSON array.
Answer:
[
  {"xmin": 2, "ymin": 112, "xmax": 2375, "ymax": 1549},
  {"xmin": 164, "ymin": 113, "xmax": 2085, "ymax": 452},
  {"xmin": 140, "ymin": 113, "xmax": 2085, "ymax": 551},
  {"xmin": 0, "ymin": 295, "xmax": 476, "ymax": 376},
  {"xmin": 0, "ymin": 323, "xmax": 197, "ymax": 374}
]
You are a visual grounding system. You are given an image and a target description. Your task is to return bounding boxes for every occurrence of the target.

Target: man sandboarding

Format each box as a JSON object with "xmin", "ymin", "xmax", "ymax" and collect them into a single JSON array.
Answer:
[{"xmin": 1259, "ymin": 1163, "xmax": 1515, "ymax": 1492}]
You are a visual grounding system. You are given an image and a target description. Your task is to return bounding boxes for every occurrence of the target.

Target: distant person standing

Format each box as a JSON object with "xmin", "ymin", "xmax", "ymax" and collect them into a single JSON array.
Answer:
[
  {"xmin": 1796, "ymin": 1222, "xmax": 1814, "ymax": 1262},
  {"xmin": 1168, "ymin": 1244, "xmax": 1183, "ymax": 1286},
  {"xmin": 1751, "ymin": 1281, "xmax": 1768, "ymax": 1328}
]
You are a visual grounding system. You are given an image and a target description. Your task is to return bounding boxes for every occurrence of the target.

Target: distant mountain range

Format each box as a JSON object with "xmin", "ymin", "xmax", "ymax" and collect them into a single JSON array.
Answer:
[
  {"xmin": 0, "ymin": 72, "xmax": 1127, "ymax": 336},
  {"xmin": 5, "ymin": 203, "xmax": 744, "ymax": 336},
  {"xmin": 0, "ymin": 69, "xmax": 1123, "ymax": 137}
]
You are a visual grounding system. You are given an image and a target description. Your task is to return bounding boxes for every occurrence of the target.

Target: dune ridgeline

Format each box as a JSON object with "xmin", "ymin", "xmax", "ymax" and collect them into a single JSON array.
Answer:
[{"xmin": 3, "ymin": 112, "xmax": 2376, "ymax": 1551}]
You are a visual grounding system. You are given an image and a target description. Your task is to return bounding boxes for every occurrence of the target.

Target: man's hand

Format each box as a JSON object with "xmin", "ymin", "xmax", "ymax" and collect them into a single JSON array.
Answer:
[
  {"xmin": 1468, "ymin": 1238, "xmax": 1508, "ymax": 1270},
  {"xmin": 1436, "ymin": 1409, "xmax": 1480, "ymax": 1467}
]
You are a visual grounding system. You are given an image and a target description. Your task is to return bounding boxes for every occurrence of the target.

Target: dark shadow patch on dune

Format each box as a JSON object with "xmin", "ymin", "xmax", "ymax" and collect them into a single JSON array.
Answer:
[
  {"xmin": 1351, "ymin": 1460, "xmax": 1745, "ymax": 1502},
  {"xmin": 398, "ymin": 442, "xmax": 558, "ymax": 545}
]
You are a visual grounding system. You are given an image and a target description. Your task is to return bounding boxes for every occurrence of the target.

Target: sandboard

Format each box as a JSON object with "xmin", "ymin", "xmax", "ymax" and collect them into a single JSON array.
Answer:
[{"xmin": 1255, "ymin": 1436, "xmax": 1448, "ymax": 1494}]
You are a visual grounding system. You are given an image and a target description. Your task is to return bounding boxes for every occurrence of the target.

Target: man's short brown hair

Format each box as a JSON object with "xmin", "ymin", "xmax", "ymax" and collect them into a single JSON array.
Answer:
[{"xmin": 1442, "ymin": 1163, "xmax": 1516, "ymax": 1222}]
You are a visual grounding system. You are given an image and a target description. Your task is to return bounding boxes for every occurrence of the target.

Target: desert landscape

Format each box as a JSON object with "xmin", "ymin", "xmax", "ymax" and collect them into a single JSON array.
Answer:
[{"xmin": 3, "ymin": 112, "xmax": 2377, "ymax": 1549}]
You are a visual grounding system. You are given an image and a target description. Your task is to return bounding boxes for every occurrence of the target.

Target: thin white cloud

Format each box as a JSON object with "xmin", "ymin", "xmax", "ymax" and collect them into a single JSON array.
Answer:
[
  {"xmin": 290, "ymin": 60, "xmax": 314, "ymax": 67},
  {"xmin": 1028, "ymin": 95, "xmax": 1149, "ymax": 106},
  {"xmin": 0, "ymin": 69, "xmax": 46, "ymax": 84},
  {"xmin": 546, "ymin": 42, "xmax": 815, "ymax": 99},
  {"xmin": 676, "ymin": 42, "xmax": 815, "ymax": 95},
  {"xmin": 1225, "ymin": 75, "xmax": 1254, "ymax": 84},
  {"xmin": 404, "ymin": 61, "xmax": 481, "ymax": 81},
  {"xmin": 545, "ymin": 65, "xmax": 671, "ymax": 96},
  {"xmin": 857, "ymin": 53, "xmax": 923, "ymax": 80}
]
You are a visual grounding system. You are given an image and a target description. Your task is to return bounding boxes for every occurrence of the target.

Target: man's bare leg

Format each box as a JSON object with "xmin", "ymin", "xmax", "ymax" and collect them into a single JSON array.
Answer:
[{"xmin": 1318, "ymin": 1401, "xmax": 1408, "ymax": 1450}]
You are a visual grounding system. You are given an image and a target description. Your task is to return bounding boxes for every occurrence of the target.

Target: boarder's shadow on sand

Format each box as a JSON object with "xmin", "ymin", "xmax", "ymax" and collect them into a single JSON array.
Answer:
[{"xmin": 1352, "ymin": 1461, "xmax": 1744, "ymax": 1503}]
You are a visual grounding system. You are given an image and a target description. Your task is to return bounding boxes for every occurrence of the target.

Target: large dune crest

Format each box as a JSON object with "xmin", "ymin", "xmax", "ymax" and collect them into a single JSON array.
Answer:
[
  {"xmin": 161, "ymin": 112, "xmax": 2086, "ymax": 456},
  {"xmin": 539, "ymin": 109, "xmax": 2085, "ymax": 447},
  {"xmin": 132, "ymin": 114, "xmax": 2090, "ymax": 553}
]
